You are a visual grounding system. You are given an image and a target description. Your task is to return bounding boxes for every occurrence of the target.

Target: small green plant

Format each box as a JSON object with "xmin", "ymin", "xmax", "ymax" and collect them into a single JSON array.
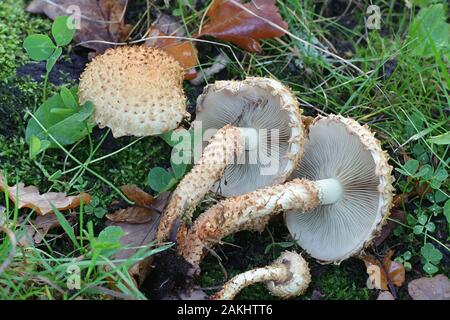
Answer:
[
  {"xmin": 84, "ymin": 196, "xmax": 108, "ymax": 219},
  {"xmin": 395, "ymin": 156, "xmax": 449, "ymax": 276},
  {"xmin": 147, "ymin": 130, "xmax": 194, "ymax": 193},
  {"xmin": 407, "ymin": 3, "xmax": 450, "ymax": 58},
  {"xmin": 394, "ymin": 250, "xmax": 412, "ymax": 271},
  {"xmin": 420, "ymin": 243, "xmax": 443, "ymax": 275},
  {"xmin": 23, "ymin": 16, "xmax": 94, "ymax": 158}
]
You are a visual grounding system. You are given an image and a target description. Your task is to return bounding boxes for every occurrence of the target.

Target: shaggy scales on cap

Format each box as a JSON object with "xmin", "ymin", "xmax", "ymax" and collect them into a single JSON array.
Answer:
[{"xmin": 78, "ymin": 46, "xmax": 188, "ymax": 137}]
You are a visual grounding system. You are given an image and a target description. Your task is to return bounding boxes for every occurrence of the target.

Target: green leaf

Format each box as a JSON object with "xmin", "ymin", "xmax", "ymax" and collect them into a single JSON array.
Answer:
[
  {"xmin": 148, "ymin": 167, "xmax": 177, "ymax": 193},
  {"xmin": 23, "ymin": 34, "xmax": 56, "ymax": 61},
  {"xmin": 407, "ymin": 4, "xmax": 450, "ymax": 57},
  {"xmin": 421, "ymin": 243, "xmax": 443, "ymax": 263},
  {"xmin": 46, "ymin": 46, "xmax": 62, "ymax": 73},
  {"xmin": 433, "ymin": 167, "xmax": 448, "ymax": 182},
  {"xmin": 25, "ymin": 90, "xmax": 94, "ymax": 149},
  {"xmin": 94, "ymin": 207, "xmax": 108, "ymax": 219},
  {"xmin": 29, "ymin": 135, "xmax": 41, "ymax": 159},
  {"xmin": 413, "ymin": 225, "xmax": 424, "ymax": 234},
  {"xmin": 418, "ymin": 214, "xmax": 428, "ymax": 225},
  {"xmin": 415, "ymin": 164, "xmax": 432, "ymax": 178},
  {"xmin": 171, "ymin": 157, "xmax": 188, "ymax": 180},
  {"xmin": 428, "ymin": 132, "xmax": 450, "ymax": 145},
  {"xmin": 404, "ymin": 261, "xmax": 412, "ymax": 271},
  {"xmin": 93, "ymin": 226, "xmax": 124, "ymax": 257},
  {"xmin": 444, "ymin": 199, "xmax": 450, "ymax": 224},
  {"xmin": 425, "ymin": 222, "xmax": 436, "ymax": 232},
  {"xmin": 52, "ymin": 16, "xmax": 76, "ymax": 46},
  {"xmin": 403, "ymin": 251, "xmax": 412, "ymax": 260},
  {"xmin": 53, "ymin": 206, "xmax": 80, "ymax": 249},
  {"xmin": 50, "ymin": 108, "xmax": 75, "ymax": 115},
  {"xmin": 423, "ymin": 262, "xmax": 439, "ymax": 275},
  {"xmin": 60, "ymin": 86, "xmax": 78, "ymax": 110},
  {"xmin": 48, "ymin": 170, "xmax": 62, "ymax": 181},
  {"xmin": 397, "ymin": 159, "xmax": 420, "ymax": 176}
]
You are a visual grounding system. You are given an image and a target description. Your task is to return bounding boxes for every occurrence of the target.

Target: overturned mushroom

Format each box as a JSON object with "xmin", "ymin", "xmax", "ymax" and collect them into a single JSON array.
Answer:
[
  {"xmin": 78, "ymin": 46, "xmax": 188, "ymax": 137},
  {"xmin": 211, "ymin": 251, "xmax": 310, "ymax": 300},
  {"xmin": 156, "ymin": 77, "xmax": 305, "ymax": 242},
  {"xmin": 179, "ymin": 115, "xmax": 394, "ymax": 271},
  {"xmin": 195, "ymin": 77, "xmax": 305, "ymax": 197}
]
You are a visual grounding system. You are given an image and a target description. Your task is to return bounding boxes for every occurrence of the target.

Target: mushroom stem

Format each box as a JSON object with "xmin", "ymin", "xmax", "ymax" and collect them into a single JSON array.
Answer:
[
  {"xmin": 211, "ymin": 251, "xmax": 310, "ymax": 300},
  {"xmin": 315, "ymin": 178, "xmax": 343, "ymax": 205},
  {"xmin": 156, "ymin": 125, "xmax": 245, "ymax": 242},
  {"xmin": 211, "ymin": 264, "xmax": 289, "ymax": 300},
  {"xmin": 179, "ymin": 178, "xmax": 323, "ymax": 270}
]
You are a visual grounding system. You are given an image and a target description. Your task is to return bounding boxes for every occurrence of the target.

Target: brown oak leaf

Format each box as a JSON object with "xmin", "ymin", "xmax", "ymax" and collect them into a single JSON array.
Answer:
[
  {"xmin": 361, "ymin": 250, "xmax": 405, "ymax": 293},
  {"xmin": 0, "ymin": 173, "xmax": 91, "ymax": 215},
  {"xmin": 146, "ymin": 27, "xmax": 198, "ymax": 80},
  {"xmin": 198, "ymin": 0, "xmax": 288, "ymax": 53},
  {"xmin": 106, "ymin": 192, "xmax": 171, "ymax": 286},
  {"xmin": 26, "ymin": 0, "xmax": 132, "ymax": 54}
]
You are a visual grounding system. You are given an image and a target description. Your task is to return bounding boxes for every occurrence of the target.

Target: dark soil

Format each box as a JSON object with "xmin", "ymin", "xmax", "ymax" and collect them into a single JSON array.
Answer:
[
  {"xmin": 16, "ymin": 49, "xmax": 89, "ymax": 86},
  {"xmin": 142, "ymin": 249, "xmax": 194, "ymax": 299}
]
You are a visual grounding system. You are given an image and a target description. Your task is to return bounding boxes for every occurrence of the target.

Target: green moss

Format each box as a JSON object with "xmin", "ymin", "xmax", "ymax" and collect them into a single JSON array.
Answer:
[
  {"xmin": 0, "ymin": 0, "xmax": 50, "ymax": 82},
  {"xmin": 312, "ymin": 263, "xmax": 374, "ymax": 300}
]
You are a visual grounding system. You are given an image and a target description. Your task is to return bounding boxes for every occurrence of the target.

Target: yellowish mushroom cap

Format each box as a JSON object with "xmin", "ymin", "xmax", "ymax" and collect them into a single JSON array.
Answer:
[{"xmin": 78, "ymin": 46, "xmax": 188, "ymax": 137}]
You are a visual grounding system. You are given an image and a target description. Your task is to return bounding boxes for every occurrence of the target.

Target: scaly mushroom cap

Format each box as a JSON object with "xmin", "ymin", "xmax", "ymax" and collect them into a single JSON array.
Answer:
[
  {"xmin": 78, "ymin": 46, "xmax": 187, "ymax": 137},
  {"xmin": 194, "ymin": 77, "xmax": 305, "ymax": 196},
  {"xmin": 285, "ymin": 115, "xmax": 395, "ymax": 263},
  {"xmin": 266, "ymin": 251, "xmax": 311, "ymax": 298}
]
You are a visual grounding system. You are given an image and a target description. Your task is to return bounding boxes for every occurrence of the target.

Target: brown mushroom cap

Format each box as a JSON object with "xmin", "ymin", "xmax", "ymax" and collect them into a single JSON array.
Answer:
[
  {"xmin": 194, "ymin": 77, "xmax": 305, "ymax": 197},
  {"xmin": 78, "ymin": 46, "xmax": 187, "ymax": 137},
  {"xmin": 285, "ymin": 115, "xmax": 395, "ymax": 263}
]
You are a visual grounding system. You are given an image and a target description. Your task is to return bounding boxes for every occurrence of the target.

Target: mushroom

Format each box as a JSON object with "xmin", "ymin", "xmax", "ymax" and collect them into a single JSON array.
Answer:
[
  {"xmin": 211, "ymin": 251, "xmax": 310, "ymax": 300},
  {"xmin": 179, "ymin": 115, "xmax": 394, "ymax": 271},
  {"xmin": 156, "ymin": 77, "xmax": 305, "ymax": 242},
  {"xmin": 78, "ymin": 46, "xmax": 188, "ymax": 138},
  {"xmin": 195, "ymin": 77, "xmax": 305, "ymax": 197}
]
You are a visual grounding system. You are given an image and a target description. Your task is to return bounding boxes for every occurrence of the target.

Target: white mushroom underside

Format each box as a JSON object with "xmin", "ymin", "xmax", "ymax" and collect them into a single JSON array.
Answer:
[
  {"xmin": 285, "ymin": 118, "xmax": 385, "ymax": 262},
  {"xmin": 196, "ymin": 84, "xmax": 293, "ymax": 196}
]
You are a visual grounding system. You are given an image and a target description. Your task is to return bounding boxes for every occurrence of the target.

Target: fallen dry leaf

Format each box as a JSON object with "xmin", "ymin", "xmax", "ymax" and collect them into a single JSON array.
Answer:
[
  {"xmin": 198, "ymin": 0, "xmax": 288, "ymax": 53},
  {"xmin": 106, "ymin": 192, "xmax": 171, "ymax": 286},
  {"xmin": 106, "ymin": 206, "xmax": 157, "ymax": 224},
  {"xmin": 382, "ymin": 250, "xmax": 405, "ymax": 287},
  {"xmin": 0, "ymin": 173, "xmax": 91, "ymax": 215},
  {"xmin": 19, "ymin": 213, "xmax": 76, "ymax": 246},
  {"xmin": 374, "ymin": 209, "xmax": 405, "ymax": 246},
  {"xmin": 408, "ymin": 274, "xmax": 450, "ymax": 300},
  {"xmin": 26, "ymin": 0, "xmax": 132, "ymax": 54},
  {"xmin": 377, "ymin": 291, "xmax": 395, "ymax": 300},
  {"xmin": 361, "ymin": 250, "xmax": 405, "ymax": 292},
  {"xmin": 120, "ymin": 185, "xmax": 155, "ymax": 207},
  {"xmin": 146, "ymin": 27, "xmax": 198, "ymax": 80}
]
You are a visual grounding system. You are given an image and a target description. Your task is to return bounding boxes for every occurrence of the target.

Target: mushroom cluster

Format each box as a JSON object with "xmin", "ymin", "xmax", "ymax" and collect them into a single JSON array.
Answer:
[
  {"xmin": 78, "ymin": 51, "xmax": 395, "ymax": 299},
  {"xmin": 178, "ymin": 115, "xmax": 394, "ymax": 276},
  {"xmin": 156, "ymin": 77, "xmax": 306, "ymax": 243}
]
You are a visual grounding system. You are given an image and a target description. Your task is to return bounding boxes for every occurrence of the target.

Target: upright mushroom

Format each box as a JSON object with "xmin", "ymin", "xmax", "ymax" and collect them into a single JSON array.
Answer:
[
  {"xmin": 156, "ymin": 77, "xmax": 305, "ymax": 242},
  {"xmin": 211, "ymin": 251, "xmax": 310, "ymax": 300},
  {"xmin": 179, "ymin": 115, "xmax": 394, "ymax": 271},
  {"xmin": 78, "ymin": 46, "xmax": 188, "ymax": 137}
]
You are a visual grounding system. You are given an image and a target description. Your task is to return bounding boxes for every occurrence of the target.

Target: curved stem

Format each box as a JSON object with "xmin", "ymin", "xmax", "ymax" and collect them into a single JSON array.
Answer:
[
  {"xmin": 179, "ymin": 178, "xmax": 322, "ymax": 270},
  {"xmin": 156, "ymin": 125, "xmax": 245, "ymax": 242},
  {"xmin": 211, "ymin": 264, "xmax": 288, "ymax": 300}
]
